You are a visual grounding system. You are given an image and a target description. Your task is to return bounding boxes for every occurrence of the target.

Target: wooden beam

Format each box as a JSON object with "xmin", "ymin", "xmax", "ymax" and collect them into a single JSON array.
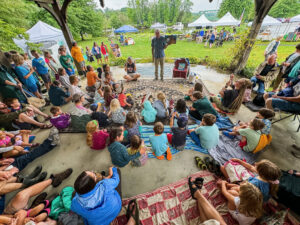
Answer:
[
  {"xmin": 32, "ymin": 0, "xmax": 54, "ymax": 4},
  {"xmin": 61, "ymin": 0, "xmax": 73, "ymax": 20},
  {"xmin": 38, "ymin": 2, "xmax": 63, "ymax": 27}
]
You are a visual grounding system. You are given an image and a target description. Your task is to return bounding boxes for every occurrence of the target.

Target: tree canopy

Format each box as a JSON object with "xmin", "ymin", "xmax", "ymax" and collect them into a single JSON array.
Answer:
[
  {"xmin": 269, "ymin": 0, "xmax": 300, "ymax": 18},
  {"xmin": 218, "ymin": 0, "xmax": 255, "ymax": 21}
]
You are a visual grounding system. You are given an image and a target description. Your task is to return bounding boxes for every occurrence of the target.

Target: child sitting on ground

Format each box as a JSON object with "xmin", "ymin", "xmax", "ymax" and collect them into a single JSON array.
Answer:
[
  {"xmin": 50, "ymin": 106, "xmax": 71, "ymax": 129},
  {"xmin": 141, "ymin": 100, "xmax": 157, "ymax": 123},
  {"xmin": 0, "ymin": 130, "xmax": 36, "ymax": 148},
  {"xmin": 58, "ymin": 68, "xmax": 71, "ymax": 90},
  {"xmin": 150, "ymin": 122, "xmax": 172, "ymax": 160},
  {"xmin": 108, "ymin": 99, "xmax": 126, "ymax": 124},
  {"xmin": 124, "ymin": 111, "xmax": 142, "ymax": 142},
  {"xmin": 94, "ymin": 83, "xmax": 104, "ymax": 104},
  {"xmin": 104, "ymin": 72, "xmax": 119, "ymax": 91},
  {"xmin": 168, "ymin": 114, "xmax": 188, "ymax": 151},
  {"xmin": 103, "ymin": 86, "xmax": 115, "ymax": 108},
  {"xmin": 185, "ymin": 82, "xmax": 203, "ymax": 101},
  {"xmin": 86, "ymin": 120, "xmax": 109, "ymax": 150},
  {"xmin": 153, "ymin": 92, "xmax": 169, "ymax": 119},
  {"xmin": 220, "ymin": 158, "xmax": 281, "ymax": 202},
  {"xmin": 70, "ymin": 93, "xmax": 92, "ymax": 116},
  {"xmin": 90, "ymin": 104, "xmax": 110, "ymax": 127},
  {"xmin": 127, "ymin": 135, "xmax": 148, "ymax": 167},
  {"xmin": 172, "ymin": 99, "xmax": 188, "ymax": 128},
  {"xmin": 108, "ymin": 127, "xmax": 145, "ymax": 167},
  {"xmin": 189, "ymin": 91, "xmax": 218, "ymax": 121},
  {"xmin": 219, "ymin": 180, "xmax": 263, "ymax": 225},
  {"xmin": 118, "ymin": 84, "xmax": 134, "ymax": 109},
  {"xmin": 189, "ymin": 113, "xmax": 219, "ymax": 150}
]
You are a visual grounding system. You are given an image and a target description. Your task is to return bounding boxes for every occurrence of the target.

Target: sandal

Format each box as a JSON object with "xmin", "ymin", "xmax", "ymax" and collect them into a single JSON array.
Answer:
[
  {"xmin": 212, "ymin": 160, "xmax": 222, "ymax": 177},
  {"xmin": 195, "ymin": 157, "xmax": 207, "ymax": 170},
  {"xmin": 204, "ymin": 157, "xmax": 214, "ymax": 172},
  {"xmin": 194, "ymin": 177, "xmax": 204, "ymax": 189},
  {"xmin": 39, "ymin": 208, "xmax": 50, "ymax": 216},
  {"xmin": 126, "ymin": 200, "xmax": 136, "ymax": 221},
  {"xmin": 188, "ymin": 177, "xmax": 198, "ymax": 200}
]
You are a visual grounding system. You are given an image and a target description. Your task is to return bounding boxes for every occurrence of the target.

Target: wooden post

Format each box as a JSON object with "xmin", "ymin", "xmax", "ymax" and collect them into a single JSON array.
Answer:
[{"xmin": 32, "ymin": 0, "xmax": 82, "ymax": 74}]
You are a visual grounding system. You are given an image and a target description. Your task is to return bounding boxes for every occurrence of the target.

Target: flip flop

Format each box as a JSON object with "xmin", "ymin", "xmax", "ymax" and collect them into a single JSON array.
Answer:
[
  {"xmin": 188, "ymin": 177, "xmax": 198, "ymax": 200},
  {"xmin": 126, "ymin": 200, "xmax": 136, "ymax": 221},
  {"xmin": 194, "ymin": 157, "xmax": 207, "ymax": 170}
]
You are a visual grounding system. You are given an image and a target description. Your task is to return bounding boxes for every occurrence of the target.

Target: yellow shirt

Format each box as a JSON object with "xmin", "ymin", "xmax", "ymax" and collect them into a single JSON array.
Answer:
[{"xmin": 71, "ymin": 46, "xmax": 84, "ymax": 63}]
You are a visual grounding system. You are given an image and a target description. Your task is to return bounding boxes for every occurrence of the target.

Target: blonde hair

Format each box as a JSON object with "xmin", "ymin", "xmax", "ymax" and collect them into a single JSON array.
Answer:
[
  {"xmin": 238, "ymin": 182, "xmax": 263, "ymax": 218},
  {"xmin": 86, "ymin": 120, "xmax": 98, "ymax": 147},
  {"xmin": 13, "ymin": 55, "xmax": 24, "ymax": 66},
  {"xmin": 157, "ymin": 92, "xmax": 167, "ymax": 109},
  {"xmin": 110, "ymin": 99, "xmax": 121, "ymax": 113},
  {"xmin": 256, "ymin": 159, "xmax": 281, "ymax": 197},
  {"xmin": 229, "ymin": 78, "xmax": 252, "ymax": 112}
]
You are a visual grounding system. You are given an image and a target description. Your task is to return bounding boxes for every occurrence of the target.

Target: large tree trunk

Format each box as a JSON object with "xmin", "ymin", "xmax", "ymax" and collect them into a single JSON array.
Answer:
[{"xmin": 230, "ymin": 0, "xmax": 278, "ymax": 74}]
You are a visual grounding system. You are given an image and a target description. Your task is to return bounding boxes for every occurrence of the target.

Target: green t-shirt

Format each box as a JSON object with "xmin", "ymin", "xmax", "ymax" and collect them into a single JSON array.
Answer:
[
  {"xmin": 192, "ymin": 97, "xmax": 218, "ymax": 117},
  {"xmin": 239, "ymin": 128, "xmax": 261, "ymax": 152},
  {"xmin": 195, "ymin": 124, "xmax": 219, "ymax": 149}
]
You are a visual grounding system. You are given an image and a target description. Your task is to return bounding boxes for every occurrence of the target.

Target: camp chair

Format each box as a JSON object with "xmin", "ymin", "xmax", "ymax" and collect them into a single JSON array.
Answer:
[{"xmin": 272, "ymin": 110, "xmax": 300, "ymax": 132}]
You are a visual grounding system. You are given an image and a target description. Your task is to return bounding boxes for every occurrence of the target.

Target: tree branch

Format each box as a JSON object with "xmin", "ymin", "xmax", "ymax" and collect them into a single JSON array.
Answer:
[
  {"xmin": 61, "ymin": 0, "xmax": 73, "ymax": 20},
  {"xmin": 32, "ymin": 0, "xmax": 54, "ymax": 3}
]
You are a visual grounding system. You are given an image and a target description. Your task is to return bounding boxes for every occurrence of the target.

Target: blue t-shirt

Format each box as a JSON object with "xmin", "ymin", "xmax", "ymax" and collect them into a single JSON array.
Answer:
[
  {"xmin": 14, "ymin": 66, "xmax": 36, "ymax": 88},
  {"xmin": 32, "ymin": 57, "xmax": 48, "ymax": 75},
  {"xmin": 248, "ymin": 176, "xmax": 270, "ymax": 202},
  {"xmin": 151, "ymin": 36, "xmax": 166, "ymax": 58},
  {"xmin": 200, "ymin": 30, "xmax": 204, "ymax": 36},
  {"xmin": 195, "ymin": 124, "xmax": 219, "ymax": 149},
  {"xmin": 150, "ymin": 134, "xmax": 168, "ymax": 156}
]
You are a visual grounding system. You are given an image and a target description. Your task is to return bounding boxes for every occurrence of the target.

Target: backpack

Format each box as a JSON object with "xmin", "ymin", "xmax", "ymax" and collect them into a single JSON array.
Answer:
[
  {"xmin": 253, "ymin": 93, "xmax": 265, "ymax": 107},
  {"xmin": 224, "ymin": 160, "xmax": 254, "ymax": 183}
]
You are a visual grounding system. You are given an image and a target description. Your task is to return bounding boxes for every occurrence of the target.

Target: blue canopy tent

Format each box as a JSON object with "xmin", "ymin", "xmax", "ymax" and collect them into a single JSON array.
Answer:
[{"xmin": 114, "ymin": 25, "xmax": 139, "ymax": 33}]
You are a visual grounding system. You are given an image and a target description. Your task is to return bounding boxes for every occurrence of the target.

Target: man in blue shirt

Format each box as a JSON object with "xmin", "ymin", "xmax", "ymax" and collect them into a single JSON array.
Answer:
[
  {"xmin": 31, "ymin": 50, "xmax": 51, "ymax": 90},
  {"xmin": 151, "ymin": 29, "xmax": 168, "ymax": 81},
  {"xmin": 48, "ymin": 81, "xmax": 71, "ymax": 106}
]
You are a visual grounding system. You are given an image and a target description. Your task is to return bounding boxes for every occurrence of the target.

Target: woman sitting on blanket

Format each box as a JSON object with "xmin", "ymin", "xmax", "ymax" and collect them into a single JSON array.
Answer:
[
  {"xmin": 211, "ymin": 78, "xmax": 252, "ymax": 113},
  {"xmin": 220, "ymin": 158, "xmax": 281, "ymax": 203}
]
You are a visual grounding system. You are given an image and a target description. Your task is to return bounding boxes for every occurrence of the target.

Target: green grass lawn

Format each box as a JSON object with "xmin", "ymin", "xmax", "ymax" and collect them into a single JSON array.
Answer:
[{"xmin": 78, "ymin": 33, "xmax": 297, "ymax": 72}]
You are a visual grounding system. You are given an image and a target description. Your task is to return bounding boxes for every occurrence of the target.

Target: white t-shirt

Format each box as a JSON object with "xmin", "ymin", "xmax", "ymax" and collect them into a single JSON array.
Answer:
[
  {"xmin": 229, "ymin": 197, "xmax": 256, "ymax": 225},
  {"xmin": 69, "ymin": 85, "xmax": 84, "ymax": 97}
]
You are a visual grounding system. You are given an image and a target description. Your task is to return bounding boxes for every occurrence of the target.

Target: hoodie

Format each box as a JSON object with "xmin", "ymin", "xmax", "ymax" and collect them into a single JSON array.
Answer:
[
  {"xmin": 141, "ymin": 100, "xmax": 157, "ymax": 123},
  {"xmin": 71, "ymin": 167, "xmax": 121, "ymax": 225}
]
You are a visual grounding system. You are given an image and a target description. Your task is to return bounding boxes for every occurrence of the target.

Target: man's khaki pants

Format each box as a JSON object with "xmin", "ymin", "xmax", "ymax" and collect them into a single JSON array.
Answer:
[{"xmin": 154, "ymin": 57, "xmax": 164, "ymax": 80}]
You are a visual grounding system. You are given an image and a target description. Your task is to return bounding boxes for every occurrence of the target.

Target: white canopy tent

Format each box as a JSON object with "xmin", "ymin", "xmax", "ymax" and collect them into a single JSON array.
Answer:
[
  {"xmin": 188, "ymin": 14, "xmax": 213, "ymax": 27},
  {"xmin": 214, "ymin": 12, "xmax": 240, "ymax": 26},
  {"xmin": 290, "ymin": 14, "xmax": 300, "ymax": 23},
  {"xmin": 248, "ymin": 15, "xmax": 282, "ymax": 27},
  {"xmin": 150, "ymin": 22, "xmax": 167, "ymax": 29},
  {"xmin": 13, "ymin": 21, "xmax": 69, "ymax": 63}
]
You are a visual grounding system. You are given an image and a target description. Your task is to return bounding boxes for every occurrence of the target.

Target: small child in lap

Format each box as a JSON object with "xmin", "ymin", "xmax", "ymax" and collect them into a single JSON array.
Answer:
[
  {"xmin": 50, "ymin": 106, "xmax": 71, "ymax": 129},
  {"xmin": 172, "ymin": 99, "xmax": 188, "ymax": 128},
  {"xmin": 221, "ymin": 158, "xmax": 281, "ymax": 202},
  {"xmin": 0, "ymin": 130, "xmax": 35, "ymax": 148},
  {"xmin": 189, "ymin": 113, "xmax": 219, "ymax": 150},
  {"xmin": 168, "ymin": 114, "xmax": 188, "ymax": 151},
  {"xmin": 150, "ymin": 122, "xmax": 172, "ymax": 160},
  {"xmin": 108, "ymin": 99, "xmax": 126, "ymax": 124},
  {"xmin": 124, "ymin": 112, "xmax": 142, "ymax": 142},
  {"xmin": 108, "ymin": 127, "xmax": 145, "ymax": 167},
  {"xmin": 127, "ymin": 135, "xmax": 148, "ymax": 167},
  {"xmin": 185, "ymin": 82, "xmax": 203, "ymax": 101},
  {"xmin": 219, "ymin": 180, "xmax": 263, "ymax": 225},
  {"xmin": 86, "ymin": 120, "xmax": 109, "ymax": 150}
]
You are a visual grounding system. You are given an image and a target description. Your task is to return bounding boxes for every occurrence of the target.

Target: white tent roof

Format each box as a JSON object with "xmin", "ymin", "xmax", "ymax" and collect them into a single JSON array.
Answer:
[
  {"xmin": 248, "ymin": 15, "xmax": 282, "ymax": 27},
  {"xmin": 214, "ymin": 12, "xmax": 240, "ymax": 26},
  {"xmin": 151, "ymin": 22, "xmax": 166, "ymax": 29},
  {"xmin": 188, "ymin": 14, "xmax": 213, "ymax": 27},
  {"xmin": 290, "ymin": 14, "xmax": 300, "ymax": 23}
]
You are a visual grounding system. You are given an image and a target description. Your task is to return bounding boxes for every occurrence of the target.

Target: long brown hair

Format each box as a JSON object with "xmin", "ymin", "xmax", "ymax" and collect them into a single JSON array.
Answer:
[
  {"xmin": 238, "ymin": 182, "xmax": 263, "ymax": 218},
  {"xmin": 229, "ymin": 78, "xmax": 252, "ymax": 112},
  {"xmin": 86, "ymin": 120, "xmax": 98, "ymax": 147},
  {"xmin": 103, "ymin": 86, "xmax": 112, "ymax": 101},
  {"xmin": 256, "ymin": 159, "xmax": 281, "ymax": 197},
  {"xmin": 125, "ymin": 111, "xmax": 137, "ymax": 128}
]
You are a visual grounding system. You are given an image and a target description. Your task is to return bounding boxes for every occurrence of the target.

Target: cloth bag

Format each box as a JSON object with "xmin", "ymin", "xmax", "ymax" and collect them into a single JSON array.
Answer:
[{"xmin": 224, "ymin": 160, "xmax": 254, "ymax": 183}]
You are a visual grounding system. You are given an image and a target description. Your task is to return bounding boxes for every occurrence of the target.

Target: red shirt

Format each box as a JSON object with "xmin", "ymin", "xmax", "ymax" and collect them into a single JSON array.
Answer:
[
  {"xmin": 101, "ymin": 45, "xmax": 108, "ymax": 55},
  {"xmin": 92, "ymin": 130, "xmax": 109, "ymax": 150},
  {"xmin": 118, "ymin": 93, "xmax": 126, "ymax": 107}
]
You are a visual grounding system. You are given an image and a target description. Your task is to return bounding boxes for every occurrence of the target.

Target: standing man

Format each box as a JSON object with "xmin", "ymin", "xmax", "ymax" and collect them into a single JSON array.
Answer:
[
  {"xmin": 264, "ymin": 36, "xmax": 283, "ymax": 60},
  {"xmin": 152, "ymin": 29, "xmax": 168, "ymax": 81}
]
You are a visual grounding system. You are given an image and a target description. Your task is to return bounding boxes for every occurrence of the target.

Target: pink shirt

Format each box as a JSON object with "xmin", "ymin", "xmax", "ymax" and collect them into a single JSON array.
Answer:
[
  {"xmin": 92, "ymin": 130, "xmax": 109, "ymax": 150},
  {"xmin": 0, "ymin": 136, "xmax": 11, "ymax": 147}
]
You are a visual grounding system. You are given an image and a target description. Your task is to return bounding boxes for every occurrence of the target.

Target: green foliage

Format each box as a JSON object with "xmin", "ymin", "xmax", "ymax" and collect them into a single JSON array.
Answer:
[
  {"xmin": 218, "ymin": 0, "xmax": 255, "ymax": 21},
  {"xmin": 111, "ymin": 57, "xmax": 127, "ymax": 66},
  {"xmin": 188, "ymin": 56, "xmax": 200, "ymax": 64},
  {"xmin": 269, "ymin": 0, "xmax": 300, "ymax": 18}
]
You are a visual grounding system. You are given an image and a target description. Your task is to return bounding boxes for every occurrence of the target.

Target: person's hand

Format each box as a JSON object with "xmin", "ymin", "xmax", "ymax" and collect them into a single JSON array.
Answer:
[
  {"xmin": 108, "ymin": 167, "xmax": 113, "ymax": 177},
  {"xmin": 256, "ymin": 74, "xmax": 262, "ymax": 80},
  {"xmin": 140, "ymin": 147, "xmax": 146, "ymax": 155},
  {"xmin": 14, "ymin": 146, "xmax": 24, "ymax": 152},
  {"xmin": 0, "ymin": 171, "xmax": 10, "ymax": 181},
  {"xmin": 68, "ymin": 68, "xmax": 72, "ymax": 72},
  {"xmin": 272, "ymin": 95, "xmax": 280, "ymax": 99},
  {"xmin": 285, "ymin": 62, "xmax": 291, "ymax": 67},
  {"xmin": 127, "ymin": 104, "xmax": 132, "ymax": 107},
  {"xmin": 17, "ymin": 83, "xmax": 22, "ymax": 90},
  {"xmin": 171, "ymin": 112, "xmax": 176, "ymax": 118}
]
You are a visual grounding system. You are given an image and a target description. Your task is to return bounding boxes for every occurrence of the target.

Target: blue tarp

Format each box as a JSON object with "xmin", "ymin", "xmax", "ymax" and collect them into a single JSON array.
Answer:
[{"xmin": 114, "ymin": 25, "xmax": 138, "ymax": 33}]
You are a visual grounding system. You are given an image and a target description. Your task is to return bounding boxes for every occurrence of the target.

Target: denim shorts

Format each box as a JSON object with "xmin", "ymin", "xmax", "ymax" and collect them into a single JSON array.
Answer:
[
  {"xmin": 272, "ymin": 98, "xmax": 300, "ymax": 113},
  {"xmin": 40, "ymin": 73, "xmax": 51, "ymax": 83}
]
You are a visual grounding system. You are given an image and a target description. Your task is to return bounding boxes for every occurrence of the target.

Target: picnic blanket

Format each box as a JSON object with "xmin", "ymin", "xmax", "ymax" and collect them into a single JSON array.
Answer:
[
  {"xmin": 142, "ymin": 125, "xmax": 209, "ymax": 158},
  {"xmin": 111, "ymin": 170, "xmax": 237, "ymax": 225},
  {"xmin": 208, "ymin": 135, "xmax": 258, "ymax": 165}
]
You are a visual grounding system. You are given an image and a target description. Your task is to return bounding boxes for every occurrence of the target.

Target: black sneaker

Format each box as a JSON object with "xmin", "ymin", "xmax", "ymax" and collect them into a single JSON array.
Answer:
[
  {"xmin": 29, "ymin": 192, "xmax": 47, "ymax": 209},
  {"xmin": 23, "ymin": 172, "xmax": 47, "ymax": 188},
  {"xmin": 51, "ymin": 168, "xmax": 73, "ymax": 188}
]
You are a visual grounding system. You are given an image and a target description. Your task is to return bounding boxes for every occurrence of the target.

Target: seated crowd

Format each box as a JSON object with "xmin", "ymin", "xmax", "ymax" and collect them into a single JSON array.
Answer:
[{"xmin": 0, "ymin": 41, "xmax": 299, "ymax": 225}]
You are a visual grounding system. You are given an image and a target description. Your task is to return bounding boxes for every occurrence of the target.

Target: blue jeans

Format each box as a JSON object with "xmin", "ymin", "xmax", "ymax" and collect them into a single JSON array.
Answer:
[
  {"xmin": 251, "ymin": 76, "xmax": 265, "ymax": 94},
  {"xmin": 12, "ymin": 139, "xmax": 55, "ymax": 171}
]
